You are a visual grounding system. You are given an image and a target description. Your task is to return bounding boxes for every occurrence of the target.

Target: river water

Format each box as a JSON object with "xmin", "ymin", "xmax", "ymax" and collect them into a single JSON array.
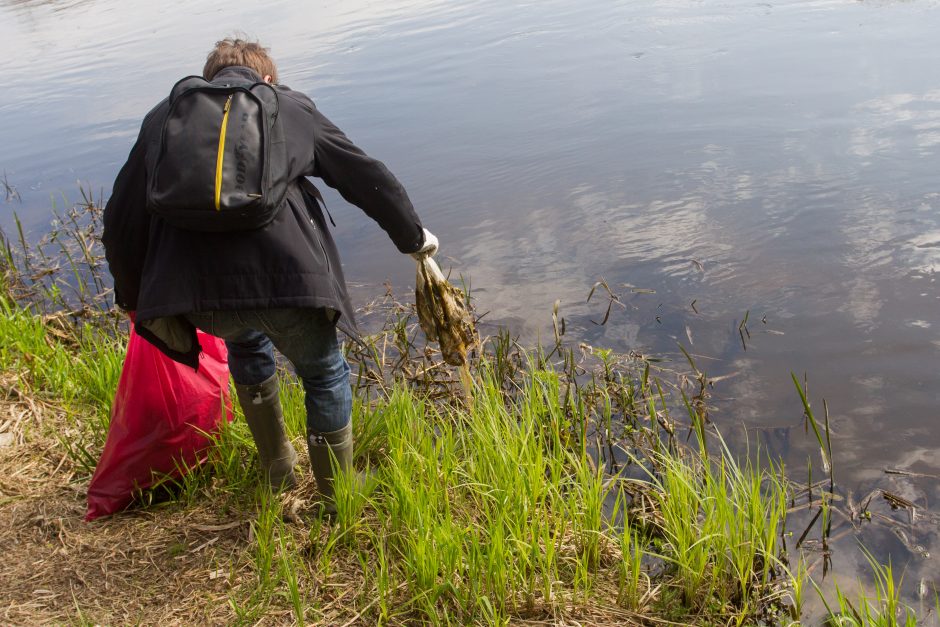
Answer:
[{"xmin": 3, "ymin": 0, "xmax": 940, "ymax": 613}]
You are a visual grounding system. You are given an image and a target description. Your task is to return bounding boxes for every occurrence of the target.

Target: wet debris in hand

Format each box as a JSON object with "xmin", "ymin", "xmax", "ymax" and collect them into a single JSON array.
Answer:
[{"xmin": 414, "ymin": 255, "xmax": 477, "ymax": 368}]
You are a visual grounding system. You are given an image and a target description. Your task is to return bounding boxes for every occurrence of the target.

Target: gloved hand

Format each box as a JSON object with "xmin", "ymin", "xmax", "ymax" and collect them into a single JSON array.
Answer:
[{"xmin": 411, "ymin": 227, "xmax": 439, "ymax": 259}]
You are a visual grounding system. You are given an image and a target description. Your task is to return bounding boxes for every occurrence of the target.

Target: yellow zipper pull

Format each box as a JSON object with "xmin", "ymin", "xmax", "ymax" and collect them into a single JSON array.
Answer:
[{"xmin": 214, "ymin": 95, "xmax": 234, "ymax": 212}]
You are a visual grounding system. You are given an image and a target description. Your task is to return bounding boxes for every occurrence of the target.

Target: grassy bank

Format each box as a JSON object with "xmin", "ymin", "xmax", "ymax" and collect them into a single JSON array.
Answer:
[
  {"xmin": 0, "ymin": 294, "xmax": 775, "ymax": 623},
  {"xmin": 0, "ymin": 210, "xmax": 928, "ymax": 625}
]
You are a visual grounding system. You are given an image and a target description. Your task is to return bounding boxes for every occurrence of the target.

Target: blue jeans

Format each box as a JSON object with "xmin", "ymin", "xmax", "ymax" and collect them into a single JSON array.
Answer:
[{"xmin": 185, "ymin": 308, "xmax": 351, "ymax": 434}]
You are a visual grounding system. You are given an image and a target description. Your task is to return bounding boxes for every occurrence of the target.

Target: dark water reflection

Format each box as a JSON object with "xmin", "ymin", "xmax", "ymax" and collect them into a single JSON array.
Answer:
[{"xmin": 4, "ymin": 0, "xmax": 940, "ymax": 614}]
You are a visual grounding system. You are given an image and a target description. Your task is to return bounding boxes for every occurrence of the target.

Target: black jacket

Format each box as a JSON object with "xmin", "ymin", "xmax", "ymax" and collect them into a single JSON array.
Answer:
[{"xmin": 103, "ymin": 66, "xmax": 424, "ymax": 368}]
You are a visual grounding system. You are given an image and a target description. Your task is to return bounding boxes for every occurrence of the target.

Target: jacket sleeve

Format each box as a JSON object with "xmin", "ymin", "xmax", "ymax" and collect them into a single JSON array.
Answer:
[
  {"xmin": 102, "ymin": 130, "xmax": 151, "ymax": 311},
  {"xmin": 310, "ymin": 107, "xmax": 424, "ymax": 254}
]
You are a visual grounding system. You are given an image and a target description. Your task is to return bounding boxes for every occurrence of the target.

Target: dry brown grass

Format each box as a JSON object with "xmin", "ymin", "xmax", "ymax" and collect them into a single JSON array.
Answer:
[
  {"xmin": 0, "ymin": 373, "xmax": 652, "ymax": 627},
  {"xmin": 0, "ymin": 366, "xmax": 270, "ymax": 625},
  {"xmin": 0, "ymin": 390, "xmax": 207, "ymax": 622}
]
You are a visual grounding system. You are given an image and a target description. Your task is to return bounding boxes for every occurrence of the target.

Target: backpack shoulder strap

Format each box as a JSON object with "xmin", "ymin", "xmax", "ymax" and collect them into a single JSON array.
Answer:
[
  {"xmin": 250, "ymin": 82, "xmax": 280, "ymax": 119},
  {"xmin": 168, "ymin": 75, "xmax": 211, "ymax": 101}
]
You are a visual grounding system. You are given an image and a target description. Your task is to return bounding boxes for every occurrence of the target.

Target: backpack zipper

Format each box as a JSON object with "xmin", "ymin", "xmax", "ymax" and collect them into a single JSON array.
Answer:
[{"xmin": 214, "ymin": 95, "xmax": 234, "ymax": 211}]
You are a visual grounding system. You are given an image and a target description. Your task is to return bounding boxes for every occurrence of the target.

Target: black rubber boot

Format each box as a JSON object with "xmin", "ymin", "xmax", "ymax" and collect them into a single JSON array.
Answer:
[
  {"xmin": 234, "ymin": 374, "xmax": 298, "ymax": 491},
  {"xmin": 307, "ymin": 422, "xmax": 353, "ymax": 516}
]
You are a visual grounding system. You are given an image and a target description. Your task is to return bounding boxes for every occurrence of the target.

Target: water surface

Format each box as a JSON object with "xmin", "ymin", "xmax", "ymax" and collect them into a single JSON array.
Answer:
[{"xmin": 4, "ymin": 0, "xmax": 940, "ymax": 611}]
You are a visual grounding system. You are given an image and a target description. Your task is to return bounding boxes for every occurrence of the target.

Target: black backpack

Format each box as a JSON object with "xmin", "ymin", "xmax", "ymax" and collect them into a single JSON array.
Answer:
[{"xmin": 145, "ymin": 75, "xmax": 289, "ymax": 231}]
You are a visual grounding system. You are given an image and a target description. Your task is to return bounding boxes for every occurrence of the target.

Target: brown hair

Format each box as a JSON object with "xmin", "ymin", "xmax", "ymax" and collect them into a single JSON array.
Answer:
[{"xmin": 203, "ymin": 37, "xmax": 278, "ymax": 83}]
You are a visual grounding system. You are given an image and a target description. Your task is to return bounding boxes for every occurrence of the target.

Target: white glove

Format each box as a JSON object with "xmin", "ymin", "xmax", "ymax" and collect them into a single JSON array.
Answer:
[{"xmin": 411, "ymin": 227, "xmax": 439, "ymax": 259}]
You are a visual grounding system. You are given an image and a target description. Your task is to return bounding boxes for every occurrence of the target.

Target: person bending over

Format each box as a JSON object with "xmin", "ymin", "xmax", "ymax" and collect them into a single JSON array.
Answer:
[{"xmin": 103, "ymin": 37, "xmax": 438, "ymax": 513}]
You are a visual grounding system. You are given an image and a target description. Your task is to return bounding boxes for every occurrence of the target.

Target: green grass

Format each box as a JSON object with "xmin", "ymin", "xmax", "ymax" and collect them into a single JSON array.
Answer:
[
  {"xmin": 814, "ymin": 546, "xmax": 919, "ymax": 627},
  {"xmin": 0, "ymin": 284, "xmax": 927, "ymax": 625},
  {"xmin": 0, "ymin": 296, "xmax": 125, "ymax": 477}
]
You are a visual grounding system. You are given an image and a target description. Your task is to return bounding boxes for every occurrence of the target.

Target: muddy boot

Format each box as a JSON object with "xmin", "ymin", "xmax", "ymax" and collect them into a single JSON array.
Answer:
[
  {"xmin": 307, "ymin": 422, "xmax": 353, "ymax": 516},
  {"xmin": 234, "ymin": 375, "xmax": 298, "ymax": 491}
]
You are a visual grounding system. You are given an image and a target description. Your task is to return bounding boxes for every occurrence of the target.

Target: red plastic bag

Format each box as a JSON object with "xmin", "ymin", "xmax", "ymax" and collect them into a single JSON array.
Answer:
[{"xmin": 86, "ymin": 322, "xmax": 233, "ymax": 520}]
